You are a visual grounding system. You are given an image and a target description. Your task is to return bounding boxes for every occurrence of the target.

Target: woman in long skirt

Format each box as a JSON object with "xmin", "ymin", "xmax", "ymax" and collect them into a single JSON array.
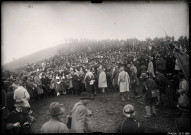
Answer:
[
  {"xmin": 61, "ymin": 72, "xmax": 67, "ymax": 95},
  {"xmin": 49, "ymin": 74, "xmax": 56, "ymax": 96}
]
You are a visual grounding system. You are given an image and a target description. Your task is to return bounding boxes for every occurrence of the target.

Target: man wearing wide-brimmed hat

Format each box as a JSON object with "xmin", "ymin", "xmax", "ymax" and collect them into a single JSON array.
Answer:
[
  {"xmin": 119, "ymin": 104, "xmax": 144, "ymax": 133},
  {"xmin": 71, "ymin": 92, "xmax": 94, "ymax": 133},
  {"xmin": 40, "ymin": 102, "xmax": 69, "ymax": 133}
]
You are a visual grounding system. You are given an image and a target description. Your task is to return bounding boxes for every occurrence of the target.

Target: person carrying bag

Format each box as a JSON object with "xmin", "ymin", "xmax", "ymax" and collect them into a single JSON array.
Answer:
[{"xmin": 141, "ymin": 73, "xmax": 158, "ymax": 118}]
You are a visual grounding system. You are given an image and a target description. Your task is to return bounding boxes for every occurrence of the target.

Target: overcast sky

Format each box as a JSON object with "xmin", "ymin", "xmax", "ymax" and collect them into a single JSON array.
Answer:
[{"xmin": 1, "ymin": 1, "xmax": 189, "ymax": 65}]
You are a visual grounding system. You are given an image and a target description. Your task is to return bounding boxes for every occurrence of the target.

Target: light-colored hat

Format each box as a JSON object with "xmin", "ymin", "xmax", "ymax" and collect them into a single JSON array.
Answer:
[
  {"xmin": 49, "ymin": 102, "xmax": 65, "ymax": 116},
  {"xmin": 123, "ymin": 104, "xmax": 135, "ymax": 117}
]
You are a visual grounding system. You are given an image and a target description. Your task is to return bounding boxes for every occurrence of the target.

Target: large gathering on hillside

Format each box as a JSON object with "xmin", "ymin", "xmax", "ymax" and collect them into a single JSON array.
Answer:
[{"xmin": 2, "ymin": 36, "xmax": 190, "ymax": 133}]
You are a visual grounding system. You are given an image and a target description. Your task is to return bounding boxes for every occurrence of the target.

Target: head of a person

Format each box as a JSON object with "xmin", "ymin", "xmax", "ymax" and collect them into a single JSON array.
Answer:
[
  {"xmin": 79, "ymin": 92, "xmax": 91, "ymax": 105},
  {"xmin": 179, "ymin": 72, "xmax": 185, "ymax": 81},
  {"xmin": 76, "ymin": 67, "xmax": 80, "ymax": 72},
  {"xmin": 49, "ymin": 102, "xmax": 66, "ymax": 122},
  {"xmin": 14, "ymin": 99, "xmax": 25, "ymax": 110},
  {"xmin": 86, "ymin": 67, "xmax": 91, "ymax": 72},
  {"xmin": 42, "ymin": 73, "xmax": 45, "ymax": 78},
  {"xmin": 22, "ymin": 76, "xmax": 28, "ymax": 82},
  {"xmin": 149, "ymin": 56, "xmax": 153, "ymax": 62},
  {"xmin": 91, "ymin": 67, "xmax": 95, "ymax": 71},
  {"xmin": 14, "ymin": 79, "xmax": 21, "ymax": 87},
  {"xmin": 8, "ymin": 86, "xmax": 13, "ymax": 92},
  {"xmin": 140, "ymin": 73, "xmax": 148, "ymax": 81},
  {"xmin": 123, "ymin": 104, "xmax": 135, "ymax": 118},
  {"xmin": 119, "ymin": 66, "xmax": 124, "ymax": 71},
  {"xmin": 141, "ymin": 61, "xmax": 145, "ymax": 66},
  {"xmin": 155, "ymin": 70, "xmax": 160, "ymax": 76}
]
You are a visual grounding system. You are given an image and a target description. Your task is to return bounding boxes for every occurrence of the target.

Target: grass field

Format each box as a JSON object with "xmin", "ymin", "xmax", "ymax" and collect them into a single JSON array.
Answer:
[{"xmin": 30, "ymin": 88, "xmax": 181, "ymax": 133}]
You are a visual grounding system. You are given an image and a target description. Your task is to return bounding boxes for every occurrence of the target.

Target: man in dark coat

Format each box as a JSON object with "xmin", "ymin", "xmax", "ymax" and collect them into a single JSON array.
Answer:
[
  {"xmin": 25, "ymin": 76, "xmax": 36, "ymax": 101},
  {"xmin": 112, "ymin": 65, "xmax": 120, "ymax": 91},
  {"xmin": 85, "ymin": 67, "xmax": 95, "ymax": 99},
  {"xmin": 139, "ymin": 62, "xmax": 147, "ymax": 74},
  {"xmin": 156, "ymin": 57, "xmax": 166, "ymax": 75},
  {"xmin": 6, "ymin": 86, "xmax": 15, "ymax": 113},
  {"xmin": 153, "ymin": 70, "xmax": 168, "ymax": 107},
  {"xmin": 131, "ymin": 71, "xmax": 140, "ymax": 99},
  {"xmin": 141, "ymin": 73, "xmax": 158, "ymax": 118},
  {"xmin": 41, "ymin": 73, "xmax": 51, "ymax": 98},
  {"xmin": 73, "ymin": 68, "xmax": 81, "ymax": 96}
]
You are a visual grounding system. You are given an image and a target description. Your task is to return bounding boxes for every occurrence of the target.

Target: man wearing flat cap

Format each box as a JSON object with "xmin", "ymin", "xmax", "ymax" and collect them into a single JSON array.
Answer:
[
  {"xmin": 71, "ymin": 92, "xmax": 94, "ymax": 133},
  {"xmin": 40, "ymin": 102, "xmax": 69, "ymax": 133},
  {"xmin": 118, "ymin": 104, "xmax": 144, "ymax": 133}
]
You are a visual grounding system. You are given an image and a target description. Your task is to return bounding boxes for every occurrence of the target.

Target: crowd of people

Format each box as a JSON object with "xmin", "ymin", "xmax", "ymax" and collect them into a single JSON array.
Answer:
[{"xmin": 2, "ymin": 36, "xmax": 189, "ymax": 133}]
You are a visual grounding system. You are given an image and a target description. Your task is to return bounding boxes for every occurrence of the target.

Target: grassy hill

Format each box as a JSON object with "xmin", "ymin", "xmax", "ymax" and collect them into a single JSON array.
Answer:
[{"xmin": 2, "ymin": 43, "xmax": 70, "ymax": 71}]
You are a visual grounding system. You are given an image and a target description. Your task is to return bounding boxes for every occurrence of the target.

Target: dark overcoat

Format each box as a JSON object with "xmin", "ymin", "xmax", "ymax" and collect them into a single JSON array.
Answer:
[
  {"xmin": 142, "ymin": 78, "xmax": 158, "ymax": 106},
  {"xmin": 73, "ymin": 73, "xmax": 80, "ymax": 90}
]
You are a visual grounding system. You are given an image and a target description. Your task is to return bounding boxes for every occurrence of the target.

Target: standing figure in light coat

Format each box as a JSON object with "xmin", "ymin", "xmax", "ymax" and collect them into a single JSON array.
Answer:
[
  {"xmin": 147, "ymin": 57, "xmax": 155, "ymax": 77},
  {"xmin": 98, "ymin": 67, "xmax": 107, "ymax": 93},
  {"xmin": 71, "ymin": 92, "xmax": 93, "ymax": 133},
  {"xmin": 13, "ymin": 80, "xmax": 30, "ymax": 108},
  {"xmin": 118, "ymin": 65, "xmax": 130, "ymax": 101}
]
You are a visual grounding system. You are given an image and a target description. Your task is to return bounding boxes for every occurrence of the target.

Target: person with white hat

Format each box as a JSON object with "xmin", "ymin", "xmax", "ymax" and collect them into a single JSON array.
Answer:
[
  {"xmin": 40, "ymin": 102, "xmax": 69, "ymax": 133},
  {"xmin": 119, "ymin": 104, "xmax": 144, "ymax": 133}
]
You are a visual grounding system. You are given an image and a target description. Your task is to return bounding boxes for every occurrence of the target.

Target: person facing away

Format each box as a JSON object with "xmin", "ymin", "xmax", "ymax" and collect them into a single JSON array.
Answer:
[
  {"xmin": 71, "ymin": 92, "xmax": 94, "ymax": 133},
  {"xmin": 13, "ymin": 80, "xmax": 30, "ymax": 108},
  {"xmin": 118, "ymin": 65, "xmax": 130, "ymax": 101},
  {"xmin": 118, "ymin": 104, "xmax": 144, "ymax": 133},
  {"xmin": 40, "ymin": 102, "xmax": 69, "ymax": 133}
]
